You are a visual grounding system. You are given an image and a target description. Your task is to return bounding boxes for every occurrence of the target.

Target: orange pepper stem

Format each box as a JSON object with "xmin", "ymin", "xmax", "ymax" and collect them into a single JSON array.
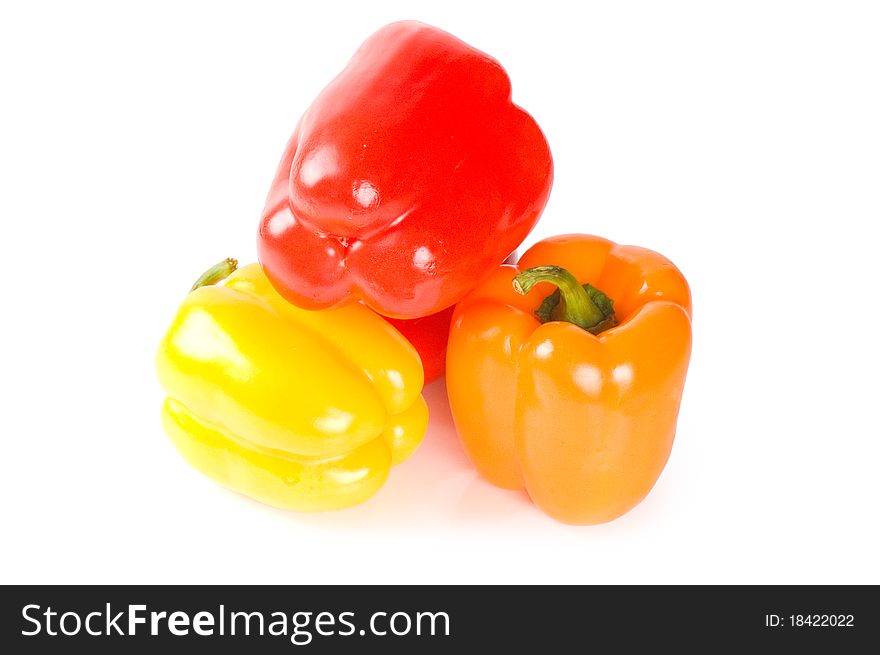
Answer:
[
  {"xmin": 513, "ymin": 265, "xmax": 617, "ymax": 335},
  {"xmin": 190, "ymin": 258, "xmax": 238, "ymax": 292}
]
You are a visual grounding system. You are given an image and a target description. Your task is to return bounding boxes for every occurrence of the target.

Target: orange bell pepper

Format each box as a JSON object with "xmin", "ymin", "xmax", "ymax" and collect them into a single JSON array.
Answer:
[{"xmin": 446, "ymin": 234, "xmax": 692, "ymax": 524}]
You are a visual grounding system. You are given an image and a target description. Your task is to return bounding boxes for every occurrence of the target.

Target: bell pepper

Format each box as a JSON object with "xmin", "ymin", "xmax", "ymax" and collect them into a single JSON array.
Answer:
[
  {"xmin": 156, "ymin": 259, "xmax": 428, "ymax": 511},
  {"xmin": 446, "ymin": 235, "xmax": 692, "ymax": 524},
  {"xmin": 257, "ymin": 20, "xmax": 553, "ymax": 319}
]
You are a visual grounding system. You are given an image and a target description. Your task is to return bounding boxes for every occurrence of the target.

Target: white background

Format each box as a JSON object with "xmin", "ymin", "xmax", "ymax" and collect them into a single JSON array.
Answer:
[{"xmin": 2, "ymin": 1, "xmax": 878, "ymax": 584}]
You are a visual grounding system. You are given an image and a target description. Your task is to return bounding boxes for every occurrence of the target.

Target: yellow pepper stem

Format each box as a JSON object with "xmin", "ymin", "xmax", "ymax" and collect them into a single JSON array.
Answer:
[
  {"xmin": 190, "ymin": 258, "xmax": 238, "ymax": 292},
  {"xmin": 513, "ymin": 265, "xmax": 617, "ymax": 335}
]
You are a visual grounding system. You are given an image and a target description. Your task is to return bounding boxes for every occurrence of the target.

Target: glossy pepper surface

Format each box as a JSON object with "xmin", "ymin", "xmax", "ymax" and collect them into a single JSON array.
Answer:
[
  {"xmin": 446, "ymin": 235, "xmax": 692, "ymax": 524},
  {"xmin": 384, "ymin": 306, "xmax": 454, "ymax": 384},
  {"xmin": 156, "ymin": 261, "xmax": 428, "ymax": 511},
  {"xmin": 258, "ymin": 21, "xmax": 553, "ymax": 319},
  {"xmin": 382, "ymin": 253, "xmax": 516, "ymax": 382}
]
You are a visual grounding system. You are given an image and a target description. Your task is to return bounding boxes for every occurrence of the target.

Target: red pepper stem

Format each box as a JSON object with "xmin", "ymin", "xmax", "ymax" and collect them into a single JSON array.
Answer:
[
  {"xmin": 512, "ymin": 265, "xmax": 608, "ymax": 331},
  {"xmin": 190, "ymin": 258, "xmax": 238, "ymax": 292}
]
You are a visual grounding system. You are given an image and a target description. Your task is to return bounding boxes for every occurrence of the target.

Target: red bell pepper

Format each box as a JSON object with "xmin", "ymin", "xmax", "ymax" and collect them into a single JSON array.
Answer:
[{"xmin": 258, "ymin": 21, "xmax": 553, "ymax": 319}]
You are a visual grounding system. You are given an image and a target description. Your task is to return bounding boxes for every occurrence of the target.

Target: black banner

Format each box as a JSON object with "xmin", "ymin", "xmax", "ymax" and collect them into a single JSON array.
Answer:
[{"xmin": 1, "ymin": 585, "xmax": 876, "ymax": 652}]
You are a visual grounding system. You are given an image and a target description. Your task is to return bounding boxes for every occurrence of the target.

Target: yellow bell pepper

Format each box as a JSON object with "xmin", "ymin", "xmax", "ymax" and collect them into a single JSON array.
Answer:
[{"xmin": 156, "ymin": 260, "xmax": 428, "ymax": 511}]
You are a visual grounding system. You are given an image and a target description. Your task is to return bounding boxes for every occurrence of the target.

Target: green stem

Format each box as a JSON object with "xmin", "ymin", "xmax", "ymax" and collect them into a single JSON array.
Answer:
[
  {"xmin": 512, "ymin": 265, "xmax": 617, "ymax": 334},
  {"xmin": 190, "ymin": 258, "xmax": 238, "ymax": 291}
]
